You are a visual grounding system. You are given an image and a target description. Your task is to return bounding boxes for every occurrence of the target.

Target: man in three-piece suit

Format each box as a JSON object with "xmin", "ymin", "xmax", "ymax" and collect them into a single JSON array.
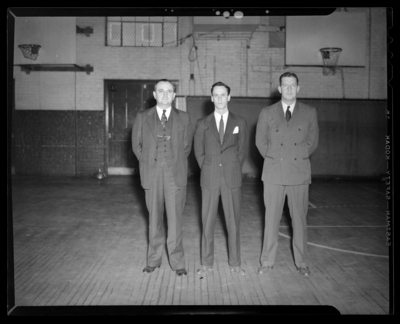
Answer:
[
  {"xmin": 131, "ymin": 79, "xmax": 193, "ymax": 277},
  {"xmin": 194, "ymin": 82, "xmax": 249, "ymax": 276},
  {"xmin": 255, "ymin": 72, "xmax": 319, "ymax": 277}
]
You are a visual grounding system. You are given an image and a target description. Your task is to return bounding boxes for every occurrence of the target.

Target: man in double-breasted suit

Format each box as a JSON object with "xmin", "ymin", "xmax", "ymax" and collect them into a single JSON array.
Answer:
[
  {"xmin": 194, "ymin": 82, "xmax": 249, "ymax": 276},
  {"xmin": 256, "ymin": 72, "xmax": 319, "ymax": 277},
  {"xmin": 132, "ymin": 79, "xmax": 193, "ymax": 276}
]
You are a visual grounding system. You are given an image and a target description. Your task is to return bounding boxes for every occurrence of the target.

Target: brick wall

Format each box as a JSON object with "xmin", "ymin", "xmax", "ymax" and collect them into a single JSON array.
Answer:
[
  {"xmin": 13, "ymin": 9, "xmax": 387, "ymax": 109},
  {"xmin": 71, "ymin": 9, "xmax": 386, "ymax": 101},
  {"xmin": 12, "ymin": 9, "xmax": 388, "ymax": 176},
  {"xmin": 369, "ymin": 8, "xmax": 387, "ymax": 99},
  {"xmin": 12, "ymin": 110, "xmax": 105, "ymax": 176},
  {"xmin": 187, "ymin": 8, "xmax": 387, "ymax": 99},
  {"xmin": 75, "ymin": 111, "xmax": 105, "ymax": 176}
]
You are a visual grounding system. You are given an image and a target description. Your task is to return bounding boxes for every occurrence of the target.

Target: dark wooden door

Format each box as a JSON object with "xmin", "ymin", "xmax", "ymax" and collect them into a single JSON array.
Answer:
[
  {"xmin": 142, "ymin": 82, "xmax": 157, "ymax": 109},
  {"xmin": 107, "ymin": 82, "xmax": 141, "ymax": 173},
  {"xmin": 106, "ymin": 80, "xmax": 177, "ymax": 175}
]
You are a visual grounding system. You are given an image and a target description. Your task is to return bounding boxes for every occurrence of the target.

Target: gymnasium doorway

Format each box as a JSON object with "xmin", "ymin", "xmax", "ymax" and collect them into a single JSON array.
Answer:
[{"xmin": 105, "ymin": 80, "xmax": 177, "ymax": 175}]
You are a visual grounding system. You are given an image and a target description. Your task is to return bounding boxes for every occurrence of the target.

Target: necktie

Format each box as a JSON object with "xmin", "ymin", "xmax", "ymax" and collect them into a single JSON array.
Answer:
[
  {"xmin": 161, "ymin": 110, "xmax": 167, "ymax": 128},
  {"xmin": 219, "ymin": 115, "xmax": 224, "ymax": 145},
  {"xmin": 286, "ymin": 106, "xmax": 291, "ymax": 122}
]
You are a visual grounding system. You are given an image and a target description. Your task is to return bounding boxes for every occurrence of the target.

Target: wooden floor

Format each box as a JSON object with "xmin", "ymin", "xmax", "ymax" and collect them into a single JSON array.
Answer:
[{"xmin": 9, "ymin": 175, "xmax": 391, "ymax": 315}]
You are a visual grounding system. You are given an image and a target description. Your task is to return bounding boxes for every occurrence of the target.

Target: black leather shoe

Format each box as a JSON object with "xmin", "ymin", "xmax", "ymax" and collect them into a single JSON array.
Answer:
[
  {"xmin": 143, "ymin": 265, "xmax": 160, "ymax": 273},
  {"xmin": 176, "ymin": 268, "xmax": 187, "ymax": 276}
]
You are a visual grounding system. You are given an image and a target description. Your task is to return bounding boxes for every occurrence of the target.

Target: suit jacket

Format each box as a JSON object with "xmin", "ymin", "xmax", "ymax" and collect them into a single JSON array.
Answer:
[
  {"xmin": 131, "ymin": 106, "xmax": 193, "ymax": 189},
  {"xmin": 194, "ymin": 111, "xmax": 249, "ymax": 190},
  {"xmin": 256, "ymin": 100, "xmax": 319, "ymax": 185}
]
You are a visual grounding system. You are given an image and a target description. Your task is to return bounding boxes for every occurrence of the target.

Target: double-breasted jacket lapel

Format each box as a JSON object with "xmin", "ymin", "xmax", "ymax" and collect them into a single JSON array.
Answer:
[
  {"xmin": 283, "ymin": 101, "xmax": 303, "ymax": 140},
  {"xmin": 269, "ymin": 101, "xmax": 304, "ymax": 139},
  {"xmin": 270, "ymin": 101, "xmax": 286, "ymax": 127}
]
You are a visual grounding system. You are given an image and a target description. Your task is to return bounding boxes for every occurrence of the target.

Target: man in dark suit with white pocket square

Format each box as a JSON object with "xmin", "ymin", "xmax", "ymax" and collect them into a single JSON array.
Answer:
[{"xmin": 194, "ymin": 81, "xmax": 249, "ymax": 276}]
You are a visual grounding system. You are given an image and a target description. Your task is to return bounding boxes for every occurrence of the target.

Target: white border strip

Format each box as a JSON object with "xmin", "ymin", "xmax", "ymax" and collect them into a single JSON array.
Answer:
[{"xmin": 280, "ymin": 225, "xmax": 386, "ymax": 228}]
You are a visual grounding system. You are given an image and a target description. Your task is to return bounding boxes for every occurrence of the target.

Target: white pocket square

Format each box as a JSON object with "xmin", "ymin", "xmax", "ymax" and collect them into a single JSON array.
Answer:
[{"xmin": 233, "ymin": 126, "xmax": 239, "ymax": 134}]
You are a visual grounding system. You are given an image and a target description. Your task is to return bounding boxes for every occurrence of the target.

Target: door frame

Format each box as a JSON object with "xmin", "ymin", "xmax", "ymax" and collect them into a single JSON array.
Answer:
[{"xmin": 104, "ymin": 79, "xmax": 179, "ymax": 175}]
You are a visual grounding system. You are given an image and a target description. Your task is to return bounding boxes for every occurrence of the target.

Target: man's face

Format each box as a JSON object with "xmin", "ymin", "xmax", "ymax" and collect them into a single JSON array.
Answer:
[
  {"xmin": 211, "ymin": 86, "xmax": 230, "ymax": 111},
  {"xmin": 278, "ymin": 76, "xmax": 300, "ymax": 103},
  {"xmin": 153, "ymin": 81, "xmax": 175, "ymax": 107}
]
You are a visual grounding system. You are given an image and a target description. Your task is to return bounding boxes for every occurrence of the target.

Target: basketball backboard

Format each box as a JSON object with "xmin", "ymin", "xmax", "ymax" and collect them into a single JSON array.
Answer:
[
  {"xmin": 285, "ymin": 12, "xmax": 367, "ymax": 67},
  {"xmin": 14, "ymin": 17, "xmax": 76, "ymax": 65}
]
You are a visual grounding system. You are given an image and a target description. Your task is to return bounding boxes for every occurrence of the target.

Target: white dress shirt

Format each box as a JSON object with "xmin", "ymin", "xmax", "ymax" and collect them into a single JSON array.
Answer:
[
  {"xmin": 156, "ymin": 106, "xmax": 172, "ymax": 121},
  {"xmin": 214, "ymin": 110, "xmax": 229, "ymax": 132},
  {"xmin": 282, "ymin": 101, "xmax": 295, "ymax": 115}
]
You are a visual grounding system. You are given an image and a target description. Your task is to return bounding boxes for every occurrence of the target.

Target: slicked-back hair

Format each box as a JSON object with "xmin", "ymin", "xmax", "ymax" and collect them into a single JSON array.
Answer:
[
  {"xmin": 211, "ymin": 81, "xmax": 231, "ymax": 96},
  {"xmin": 279, "ymin": 72, "xmax": 299, "ymax": 86},
  {"xmin": 154, "ymin": 79, "xmax": 176, "ymax": 92}
]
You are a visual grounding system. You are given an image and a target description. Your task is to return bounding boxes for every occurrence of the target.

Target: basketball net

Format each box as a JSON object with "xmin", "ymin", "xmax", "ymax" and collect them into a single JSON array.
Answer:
[
  {"xmin": 18, "ymin": 44, "xmax": 41, "ymax": 61},
  {"xmin": 320, "ymin": 47, "xmax": 342, "ymax": 76}
]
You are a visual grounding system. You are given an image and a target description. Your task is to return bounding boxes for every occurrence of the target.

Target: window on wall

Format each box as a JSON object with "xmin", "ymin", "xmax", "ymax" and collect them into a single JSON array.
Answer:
[{"xmin": 106, "ymin": 17, "xmax": 178, "ymax": 47}]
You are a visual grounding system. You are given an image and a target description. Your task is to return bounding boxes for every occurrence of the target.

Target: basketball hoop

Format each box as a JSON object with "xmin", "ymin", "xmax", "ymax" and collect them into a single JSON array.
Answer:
[
  {"xmin": 320, "ymin": 47, "xmax": 342, "ymax": 76},
  {"xmin": 18, "ymin": 44, "xmax": 41, "ymax": 60}
]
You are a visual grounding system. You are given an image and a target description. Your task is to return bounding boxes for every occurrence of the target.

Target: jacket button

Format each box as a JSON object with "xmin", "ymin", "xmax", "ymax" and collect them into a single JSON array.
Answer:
[
  {"xmin": 281, "ymin": 143, "xmax": 283, "ymax": 146},
  {"xmin": 219, "ymin": 164, "xmax": 222, "ymax": 166},
  {"xmin": 295, "ymin": 158, "xmax": 297, "ymax": 160}
]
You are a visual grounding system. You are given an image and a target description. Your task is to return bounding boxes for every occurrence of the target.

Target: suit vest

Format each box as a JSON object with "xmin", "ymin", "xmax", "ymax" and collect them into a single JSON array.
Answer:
[{"xmin": 156, "ymin": 112, "xmax": 173, "ymax": 165}]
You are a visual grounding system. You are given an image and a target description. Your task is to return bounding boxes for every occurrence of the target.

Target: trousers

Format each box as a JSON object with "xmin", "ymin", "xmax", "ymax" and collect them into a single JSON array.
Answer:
[
  {"xmin": 260, "ymin": 183, "xmax": 309, "ymax": 268},
  {"xmin": 200, "ymin": 175, "xmax": 242, "ymax": 267},
  {"xmin": 144, "ymin": 161, "xmax": 186, "ymax": 270}
]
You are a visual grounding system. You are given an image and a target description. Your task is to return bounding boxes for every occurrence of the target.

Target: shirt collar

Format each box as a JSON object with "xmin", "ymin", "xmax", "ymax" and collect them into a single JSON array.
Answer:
[
  {"xmin": 214, "ymin": 110, "xmax": 229, "ymax": 120},
  {"xmin": 282, "ymin": 101, "xmax": 295, "ymax": 113},
  {"xmin": 156, "ymin": 106, "xmax": 172, "ymax": 119}
]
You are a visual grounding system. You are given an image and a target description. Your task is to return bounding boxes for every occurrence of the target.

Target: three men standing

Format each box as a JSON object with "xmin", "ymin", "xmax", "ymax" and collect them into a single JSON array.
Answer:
[{"xmin": 132, "ymin": 73, "xmax": 318, "ymax": 277}]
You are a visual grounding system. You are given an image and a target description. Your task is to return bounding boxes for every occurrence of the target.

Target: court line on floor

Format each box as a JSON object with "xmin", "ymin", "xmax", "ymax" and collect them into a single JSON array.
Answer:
[
  {"xmin": 358, "ymin": 185, "xmax": 385, "ymax": 195},
  {"xmin": 308, "ymin": 202, "xmax": 317, "ymax": 209},
  {"xmin": 308, "ymin": 203, "xmax": 384, "ymax": 209},
  {"xmin": 278, "ymin": 232, "xmax": 389, "ymax": 258}
]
